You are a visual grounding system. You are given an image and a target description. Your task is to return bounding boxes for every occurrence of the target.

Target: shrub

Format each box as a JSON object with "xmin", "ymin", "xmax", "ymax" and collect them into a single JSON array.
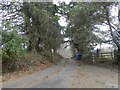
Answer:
[{"xmin": 1, "ymin": 24, "xmax": 28, "ymax": 73}]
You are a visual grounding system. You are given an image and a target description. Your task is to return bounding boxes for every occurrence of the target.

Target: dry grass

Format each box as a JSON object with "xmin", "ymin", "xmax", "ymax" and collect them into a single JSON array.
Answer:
[{"xmin": 2, "ymin": 52, "xmax": 62, "ymax": 82}]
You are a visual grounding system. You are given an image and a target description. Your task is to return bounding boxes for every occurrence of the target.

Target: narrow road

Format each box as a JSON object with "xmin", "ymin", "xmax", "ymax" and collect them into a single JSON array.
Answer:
[{"xmin": 2, "ymin": 59, "xmax": 118, "ymax": 88}]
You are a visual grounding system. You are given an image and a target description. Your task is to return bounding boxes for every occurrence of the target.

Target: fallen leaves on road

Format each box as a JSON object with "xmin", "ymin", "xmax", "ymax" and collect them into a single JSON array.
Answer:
[
  {"xmin": 2, "ymin": 62, "xmax": 52, "ymax": 82},
  {"xmin": 67, "ymin": 62, "xmax": 118, "ymax": 88}
]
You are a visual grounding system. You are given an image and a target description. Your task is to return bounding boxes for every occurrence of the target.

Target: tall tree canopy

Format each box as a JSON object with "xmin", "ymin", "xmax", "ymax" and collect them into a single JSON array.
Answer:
[
  {"xmin": 1, "ymin": 1, "xmax": 63, "ymax": 57},
  {"xmin": 64, "ymin": 2, "xmax": 119, "ymax": 54}
]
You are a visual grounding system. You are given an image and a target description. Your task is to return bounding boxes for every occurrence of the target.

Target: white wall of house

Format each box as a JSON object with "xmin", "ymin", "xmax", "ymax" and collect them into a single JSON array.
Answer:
[
  {"xmin": 57, "ymin": 42, "xmax": 73, "ymax": 58},
  {"xmin": 100, "ymin": 47, "xmax": 114, "ymax": 53}
]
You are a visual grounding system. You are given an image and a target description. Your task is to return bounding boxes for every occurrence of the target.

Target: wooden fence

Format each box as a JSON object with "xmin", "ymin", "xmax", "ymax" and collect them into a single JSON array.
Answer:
[
  {"xmin": 92, "ymin": 52, "xmax": 114, "ymax": 63},
  {"xmin": 98, "ymin": 52, "xmax": 114, "ymax": 59}
]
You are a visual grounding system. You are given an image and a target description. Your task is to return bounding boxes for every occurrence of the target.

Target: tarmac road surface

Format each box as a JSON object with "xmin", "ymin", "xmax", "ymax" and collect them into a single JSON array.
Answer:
[{"xmin": 2, "ymin": 59, "xmax": 118, "ymax": 88}]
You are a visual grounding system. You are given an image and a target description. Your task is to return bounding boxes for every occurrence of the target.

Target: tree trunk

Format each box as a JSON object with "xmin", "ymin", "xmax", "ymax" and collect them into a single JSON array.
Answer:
[
  {"xmin": 35, "ymin": 37, "xmax": 41, "ymax": 53},
  {"xmin": 27, "ymin": 40, "xmax": 32, "ymax": 51},
  {"xmin": 118, "ymin": 45, "xmax": 120, "ymax": 64},
  {"xmin": 118, "ymin": 2, "xmax": 120, "ymax": 64},
  {"xmin": 105, "ymin": 6, "xmax": 120, "ymax": 64}
]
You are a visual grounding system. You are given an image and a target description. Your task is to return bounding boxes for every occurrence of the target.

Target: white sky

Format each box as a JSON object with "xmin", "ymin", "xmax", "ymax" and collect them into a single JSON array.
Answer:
[
  {"xmin": 58, "ymin": 16, "xmax": 68, "ymax": 26},
  {"xmin": 53, "ymin": 0, "xmax": 71, "ymax": 5}
]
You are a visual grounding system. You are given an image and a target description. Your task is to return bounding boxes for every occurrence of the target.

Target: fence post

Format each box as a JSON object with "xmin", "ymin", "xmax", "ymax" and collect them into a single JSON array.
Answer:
[{"xmin": 92, "ymin": 53, "xmax": 95, "ymax": 63}]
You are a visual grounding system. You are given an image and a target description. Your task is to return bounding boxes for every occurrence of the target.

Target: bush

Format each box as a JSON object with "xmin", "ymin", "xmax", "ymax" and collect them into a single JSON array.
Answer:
[
  {"xmin": 1, "ymin": 25, "xmax": 28, "ymax": 73},
  {"xmin": 3, "ymin": 30, "xmax": 27, "ymax": 57}
]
